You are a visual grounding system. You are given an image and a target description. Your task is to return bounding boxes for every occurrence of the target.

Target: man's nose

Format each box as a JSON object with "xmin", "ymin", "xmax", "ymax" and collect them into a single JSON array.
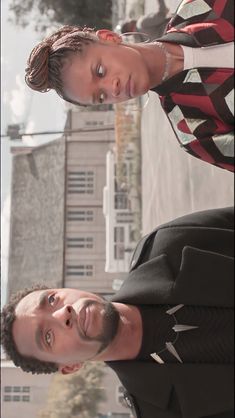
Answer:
[
  {"xmin": 111, "ymin": 77, "xmax": 120, "ymax": 97},
  {"xmin": 53, "ymin": 305, "xmax": 73, "ymax": 328}
]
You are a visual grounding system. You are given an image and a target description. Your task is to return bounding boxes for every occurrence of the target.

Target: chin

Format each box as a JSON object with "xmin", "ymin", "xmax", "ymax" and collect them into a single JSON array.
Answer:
[{"xmin": 134, "ymin": 85, "xmax": 148, "ymax": 99}]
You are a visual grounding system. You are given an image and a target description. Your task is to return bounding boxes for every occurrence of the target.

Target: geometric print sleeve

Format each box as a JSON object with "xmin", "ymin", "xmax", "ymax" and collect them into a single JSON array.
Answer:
[
  {"xmin": 159, "ymin": 68, "xmax": 234, "ymax": 172},
  {"xmin": 153, "ymin": 0, "xmax": 234, "ymax": 171}
]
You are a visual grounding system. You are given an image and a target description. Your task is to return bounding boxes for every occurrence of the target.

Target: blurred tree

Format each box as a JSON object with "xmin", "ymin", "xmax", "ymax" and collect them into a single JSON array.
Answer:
[
  {"xmin": 8, "ymin": 0, "xmax": 112, "ymax": 33},
  {"xmin": 38, "ymin": 362, "xmax": 106, "ymax": 418}
]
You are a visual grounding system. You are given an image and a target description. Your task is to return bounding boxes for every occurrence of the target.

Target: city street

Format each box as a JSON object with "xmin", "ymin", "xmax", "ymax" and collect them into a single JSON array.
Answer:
[{"xmin": 141, "ymin": 0, "xmax": 234, "ymax": 234}]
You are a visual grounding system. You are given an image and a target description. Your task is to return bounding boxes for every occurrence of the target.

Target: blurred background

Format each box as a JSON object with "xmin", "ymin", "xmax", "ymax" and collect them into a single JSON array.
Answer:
[{"xmin": 1, "ymin": 1, "xmax": 234, "ymax": 417}]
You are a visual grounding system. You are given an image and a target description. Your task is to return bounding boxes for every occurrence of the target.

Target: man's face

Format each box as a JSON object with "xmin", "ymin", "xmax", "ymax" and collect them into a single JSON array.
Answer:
[
  {"xmin": 62, "ymin": 37, "xmax": 150, "ymax": 105},
  {"xmin": 12, "ymin": 288, "xmax": 120, "ymax": 367}
]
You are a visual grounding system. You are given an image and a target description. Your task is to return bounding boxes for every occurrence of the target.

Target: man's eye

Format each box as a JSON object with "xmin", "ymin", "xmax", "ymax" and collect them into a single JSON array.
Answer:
[
  {"xmin": 99, "ymin": 92, "xmax": 105, "ymax": 104},
  {"xmin": 97, "ymin": 64, "xmax": 105, "ymax": 77},
  {"xmin": 48, "ymin": 294, "xmax": 56, "ymax": 306},
  {"xmin": 45, "ymin": 330, "xmax": 53, "ymax": 347}
]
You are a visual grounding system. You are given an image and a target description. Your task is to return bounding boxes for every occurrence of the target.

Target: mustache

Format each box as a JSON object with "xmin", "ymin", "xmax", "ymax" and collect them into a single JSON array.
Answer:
[
  {"xmin": 79, "ymin": 299, "xmax": 120, "ymax": 355},
  {"xmin": 96, "ymin": 302, "xmax": 120, "ymax": 354}
]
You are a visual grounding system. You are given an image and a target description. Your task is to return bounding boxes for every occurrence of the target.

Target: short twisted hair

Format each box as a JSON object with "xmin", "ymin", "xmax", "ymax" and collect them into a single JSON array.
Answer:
[
  {"xmin": 25, "ymin": 25, "xmax": 97, "ymax": 106},
  {"xmin": 1, "ymin": 285, "xmax": 58, "ymax": 374}
]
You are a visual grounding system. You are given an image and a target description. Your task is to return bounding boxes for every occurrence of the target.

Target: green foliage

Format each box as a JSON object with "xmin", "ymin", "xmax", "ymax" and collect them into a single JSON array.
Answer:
[
  {"xmin": 8, "ymin": 0, "xmax": 112, "ymax": 33},
  {"xmin": 38, "ymin": 362, "xmax": 106, "ymax": 418}
]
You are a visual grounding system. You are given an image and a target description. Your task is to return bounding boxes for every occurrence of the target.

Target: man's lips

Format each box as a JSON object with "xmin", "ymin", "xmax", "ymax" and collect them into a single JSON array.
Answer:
[
  {"xmin": 78, "ymin": 305, "xmax": 87, "ymax": 336},
  {"xmin": 84, "ymin": 307, "xmax": 90, "ymax": 336},
  {"xmin": 78, "ymin": 304, "xmax": 92, "ymax": 337},
  {"xmin": 126, "ymin": 76, "xmax": 131, "ymax": 98}
]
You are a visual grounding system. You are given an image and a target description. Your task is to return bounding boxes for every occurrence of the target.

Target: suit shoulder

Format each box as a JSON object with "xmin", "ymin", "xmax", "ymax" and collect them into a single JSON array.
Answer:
[
  {"xmin": 129, "ymin": 207, "xmax": 234, "ymax": 270},
  {"xmin": 129, "ymin": 230, "xmax": 157, "ymax": 270}
]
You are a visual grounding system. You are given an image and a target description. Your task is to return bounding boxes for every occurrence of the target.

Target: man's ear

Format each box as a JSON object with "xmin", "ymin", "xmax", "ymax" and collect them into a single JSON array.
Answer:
[
  {"xmin": 96, "ymin": 29, "xmax": 122, "ymax": 44},
  {"xmin": 59, "ymin": 363, "xmax": 84, "ymax": 375}
]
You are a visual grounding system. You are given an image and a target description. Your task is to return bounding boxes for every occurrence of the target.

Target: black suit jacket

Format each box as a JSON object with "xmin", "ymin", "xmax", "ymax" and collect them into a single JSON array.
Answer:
[{"xmin": 108, "ymin": 207, "xmax": 234, "ymax": 418}]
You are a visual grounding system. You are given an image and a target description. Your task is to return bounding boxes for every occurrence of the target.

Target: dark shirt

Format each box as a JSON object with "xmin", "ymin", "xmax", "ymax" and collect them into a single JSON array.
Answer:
[{"xmin": 136, "ymin": 305, "xmax": 234, "ymax": 363}]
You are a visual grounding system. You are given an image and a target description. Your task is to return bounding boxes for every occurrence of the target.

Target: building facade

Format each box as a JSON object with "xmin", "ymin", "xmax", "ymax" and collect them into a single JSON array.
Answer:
[
  {"xmin": 4, "ymin": 107, "xmax": 131, "ymax": 418},
  {"xmin": 1, "ymin": 361, "xmax": 133, "ymax": 418},
  {"xmin": 7, "ymin": 107, "xmax": 125, "ymax": 298},
  {"xmin": 63, "ymin": 108, "xmax": 123, "ymax": 294},
  {"xmin": 1, "ymin": 360, "xmax": 53, "ymax": 418},
  {"xmin": 103, "ymin": 149, "xmax": 140, "ymax": 273}
]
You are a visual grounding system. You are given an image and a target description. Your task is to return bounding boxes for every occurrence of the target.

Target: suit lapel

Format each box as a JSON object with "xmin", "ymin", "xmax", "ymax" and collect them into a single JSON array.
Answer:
[
  {"xmin": 108, "ymin": 361, "xmax": 234, "ymax": 418},
  {"xmin": 112, "ymin": 247, "xmax": 234, "ymax": 308},
  {"xmin": 171, "ymin": 246, "xmax": 234, "ymax": 307},
  {"xmin": 111, "ymin": 254, "xmax": 174, "ymax": 305}
]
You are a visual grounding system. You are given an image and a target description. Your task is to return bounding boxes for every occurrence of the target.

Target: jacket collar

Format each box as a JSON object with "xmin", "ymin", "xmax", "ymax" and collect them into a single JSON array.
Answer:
[
  {"xmin": 111, "ymin": 254, "xmax": 174, "ymax": 305},
  {"xmin": 112, "ymin": 247, "xmax": 234, "ymax": 307}
]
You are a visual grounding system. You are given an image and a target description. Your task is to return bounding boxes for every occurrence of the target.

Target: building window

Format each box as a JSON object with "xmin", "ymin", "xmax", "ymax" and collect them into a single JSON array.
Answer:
[
  {"xmin": 86, "ymin": 120, "xmax": 104, "ymax": 126},
  {"xmin": 67, "ymin": 209, "xmax": 94, "ymax": 222},
  {"xmin": 114, "ymin": 227, "xmax": 125, "ymax": 260},
  {"xmin": 114, "ymin": 245, "xmax": 125, "ymax": 260},
  {"xmin": 116, "ymin": 212, "xmax": 134, "ymax": 224},
  {"xmin": 3, "ymin": 388, "xmax": 31, "ymax": 402},
  {"xmin": 114, "ymin": 194, "xmax": 128, "ymax": 210},
  {"xmin": 114, "ymin": 163, "xmax": 127, "ymax": 178},
  {"xmin": 67, "ymin": 171, "xmax": 94, "ymax": 195},
  {"xmin": 67, "ymin": 237, "xmax": 93, "ymax": 249},
  {"xmin": 114, "ymin": 227, "xmax": 124, "ymax": 243},
  {"xmin": 66, "ymin": 265, "xmax": 93, "ymax": 277}
]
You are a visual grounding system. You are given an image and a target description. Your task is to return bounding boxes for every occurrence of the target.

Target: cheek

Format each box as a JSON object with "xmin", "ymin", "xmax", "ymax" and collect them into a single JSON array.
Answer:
[
  {"xmin": 57, "ymin": 331, "xmax": 79, "ymax": 353},
  {"xmin": 126, "ymin": 49, "xmax": 144, "ymax": 67}
]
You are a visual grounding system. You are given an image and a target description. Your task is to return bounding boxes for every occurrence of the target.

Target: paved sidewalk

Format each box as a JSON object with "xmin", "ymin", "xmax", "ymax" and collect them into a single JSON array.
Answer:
[{"xmin": 141, "ymin": 0, "xmax": 234, "ymax": 234}]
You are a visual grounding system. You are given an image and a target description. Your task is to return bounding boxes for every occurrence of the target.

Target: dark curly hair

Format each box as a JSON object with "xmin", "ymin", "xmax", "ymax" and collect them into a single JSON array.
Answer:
[
  {"xmin": 1, "ymin": 284, "xmax": 58, "ymax": 374},
  {"xmin": 25, "ymin": 25, "xmax": 96, "ymax": 106}
]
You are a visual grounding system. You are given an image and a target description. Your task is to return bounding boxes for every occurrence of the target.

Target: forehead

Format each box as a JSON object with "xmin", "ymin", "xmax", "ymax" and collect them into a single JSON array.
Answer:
[
  {"xmin": 15, "ymin": 290, "xmax": 49, "ymax": 316},
  {"xmin": 62, "ymin": 42, "xmax": 115, "ymax": 105},
  {"xmin": 61, "ymin": 51, "xmax": 90, "ymax": 105}
]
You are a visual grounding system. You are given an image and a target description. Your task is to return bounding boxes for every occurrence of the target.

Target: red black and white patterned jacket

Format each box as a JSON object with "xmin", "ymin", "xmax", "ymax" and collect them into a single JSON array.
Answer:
[{"xmin": 152, "ymin": 0, "xmax": 234, "ymax": 172}]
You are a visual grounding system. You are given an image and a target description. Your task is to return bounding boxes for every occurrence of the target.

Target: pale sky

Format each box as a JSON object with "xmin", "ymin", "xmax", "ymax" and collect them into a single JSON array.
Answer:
[{"xmin": 1, "ymin": 0, "xmax": 67, "ymax": 305}]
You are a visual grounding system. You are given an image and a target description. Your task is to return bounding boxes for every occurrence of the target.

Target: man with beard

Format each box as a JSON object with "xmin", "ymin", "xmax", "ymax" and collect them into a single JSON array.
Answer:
[{"xmin": 1, "ymin": 207, "xmax": 234, "ymax": 417}]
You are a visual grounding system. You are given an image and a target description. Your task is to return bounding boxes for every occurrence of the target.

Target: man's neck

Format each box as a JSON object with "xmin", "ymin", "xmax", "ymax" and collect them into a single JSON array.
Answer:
[{"xmin": 96, "ymin": 303, "xmax": 143, "ymax": 361}]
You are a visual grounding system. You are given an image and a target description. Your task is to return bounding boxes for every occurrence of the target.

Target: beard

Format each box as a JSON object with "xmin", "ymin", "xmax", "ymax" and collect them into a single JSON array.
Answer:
[{"xmin": 81, "ymin": 299, "xmax": 120, "ymax": 356}]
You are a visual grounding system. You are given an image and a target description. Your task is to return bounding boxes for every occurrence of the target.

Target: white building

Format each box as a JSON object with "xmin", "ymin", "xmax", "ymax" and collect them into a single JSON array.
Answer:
[
  {"xmin": 103, "ymin": 148, "xmax": 141, "ymax": 274},
  {"xmin": 4, "ymin": 107, "xmax": 132, "ymax": 418},
  {"xmin": 1, "ymin": 360, "xmax": 133, "ymax": 418}
]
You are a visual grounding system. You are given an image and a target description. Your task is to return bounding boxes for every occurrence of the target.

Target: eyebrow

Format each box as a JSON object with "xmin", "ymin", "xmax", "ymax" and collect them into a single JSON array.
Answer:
[
  {"xmin": 38, "ymin": 290, "xmax": 49, "ymax": 310},
  {"xmin": 91, "ymin": 64, "xmax": 98, "ymax": 105},
  {"xmin": 35, "ymin": 327, "xmax": 44, "ymax": 352},
  {"xmin": 34, "ymin": 291, "xmax": 49, "ymax": 352}
]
